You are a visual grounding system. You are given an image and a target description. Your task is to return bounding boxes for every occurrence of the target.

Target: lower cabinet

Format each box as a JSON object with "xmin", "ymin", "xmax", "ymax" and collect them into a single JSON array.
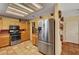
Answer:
[
  {"xmin": 0, "ymin": 36, "xmax": 9, "ymax": 47},
  {"xmin": 32, "ymin": 34, "xmax": 38, "ymax": 46},
  {"xmin": 21, "ymin": 31, "xmax": 30, "ymax": 42}
]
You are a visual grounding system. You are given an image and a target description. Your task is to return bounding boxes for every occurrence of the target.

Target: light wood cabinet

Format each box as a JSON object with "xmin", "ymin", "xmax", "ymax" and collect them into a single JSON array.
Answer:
[
  {"xmin": 32, "ymin": 34, "xmax": 38, "ymax": 46},
  {"xmin": 2, "ymin": 17, "xmax": 19, "ymax": 29},
  {"xmin": 20, "ymin": 21, "xmax": 30, "ymax": 42},
  {"xmin": 21, "ymin": 31, "xmax": 30, "ymax": 42},
  {"xmin": 0, "ymin": 34, "xmax": 9, "ymax": 47},
  {"xmin": 20, "ymin": 21, "xmax": 26, "ymax": 29},
  {"xmin": 20, "ymin": 21, "xmax": 30, "ymax": 30},
  {"xmin": 0, "ymin": 17, "xmax": 2, "ymax": 30}
]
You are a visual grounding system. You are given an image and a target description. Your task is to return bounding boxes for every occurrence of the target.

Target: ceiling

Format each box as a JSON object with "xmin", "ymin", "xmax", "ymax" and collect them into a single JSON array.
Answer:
[
  {"xmin": 60, "ymin": 3, "xmax": 79, "ymax": 17},
  {"xmin": 0, "ymin": 3, "xmax": 79, "ymax": 20},
  {"xmin": 0, "ymin": 3, "xmax": 55, "ymax": 20}
]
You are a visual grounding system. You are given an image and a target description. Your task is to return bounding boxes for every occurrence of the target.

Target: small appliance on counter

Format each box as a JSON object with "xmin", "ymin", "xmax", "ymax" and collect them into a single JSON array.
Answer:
[{"xmin": 9, "ymin": 25, "xmax": 21, "ymax": 45}]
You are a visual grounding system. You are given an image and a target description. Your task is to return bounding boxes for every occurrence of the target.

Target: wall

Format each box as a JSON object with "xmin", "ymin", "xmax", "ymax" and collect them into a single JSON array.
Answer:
[{"xmin": 64, "ymin": 16, "xmax": 79, "ymax": 44}]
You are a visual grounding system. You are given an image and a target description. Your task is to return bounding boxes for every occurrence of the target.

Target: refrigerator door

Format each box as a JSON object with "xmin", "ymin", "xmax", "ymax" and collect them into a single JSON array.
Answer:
[
  {"xmin": 47, "ymin": 43, "xmax": 55, "ymax": 55},
  {"xmin": 38, "ymin": 20, "xmax": 44, "ymax": 41},
  {"xmin": 38, "ymin": 20, "xmax": 48, "ymax": 54},
  {"xmin": 38, "ymin": 41, "xmax": 55, "ymax": 55},
  {"xmin": 38, "ymin": 19, "xmax": 55, "ymax": 55},
  {"xmin": 38, "ymin": 20, "xmax": 48, "ymax": 42},
  {"xmin": 48, "ymin": 19, "xmax": 55, "ymax": 43},
  {"xmin": 43, "ymin": 20, "xmax": 48, "ymax": 42}
]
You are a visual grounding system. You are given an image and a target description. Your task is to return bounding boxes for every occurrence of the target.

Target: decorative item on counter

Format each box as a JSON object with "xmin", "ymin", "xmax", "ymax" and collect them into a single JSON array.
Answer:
[
  {"xmin": 50, "ymin": 13, "xmax": 54, "ymax": 16},
  {"xmin": 60, "ymin": 23, "xmax": 63, "ymax": 30},
  {"xmin": 58, "ymin": 10, "xmax": 62, "ymax": 18},
  {"xmin": 60, "ymin": 35, "xmax": 63, "ymax": 41},
  {"xmin": 39, "ymin": 16, "xmax": 42, "ymax": 19},
  {"xmin": 58, "ymin": 10, "xmax": 64, "ymax": 42},
  {"xmin": 60, "ymin": 17, "xmax": 64, "ymax": 22}
]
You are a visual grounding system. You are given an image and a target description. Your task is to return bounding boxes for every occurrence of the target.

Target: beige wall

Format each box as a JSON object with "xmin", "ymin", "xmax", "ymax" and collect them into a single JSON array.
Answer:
[{"xmin": 64, "ymin": 16, "xmax": 79, "ymax": 44}]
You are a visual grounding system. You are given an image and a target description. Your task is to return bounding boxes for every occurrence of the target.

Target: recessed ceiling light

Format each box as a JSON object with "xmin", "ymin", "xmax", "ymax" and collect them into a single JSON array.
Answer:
[
  {"xmin": 8, "ymin": 6, "xmax": 28, "ymax": 15},
  {"xmin": 6, "ymin": 10, "xmax": 24, "ymax": 17},
  {"xmin": 32, "ymin": 3, "xmax": 42, "ymax": 9},
  {"xmin": 13, "ymin": 3, "xmax": 34, "ymax": 12}
]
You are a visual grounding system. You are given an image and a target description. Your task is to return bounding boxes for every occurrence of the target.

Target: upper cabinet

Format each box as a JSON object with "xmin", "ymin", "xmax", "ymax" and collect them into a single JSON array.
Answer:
[
  {"xmin": 20, "ymin": 20, "xmax": 30, "ymax": 41},
  {"xmin": 0, "ymin": 17, "xmax": 3, "ymax": 30},
  {"xmin": 19, "ymin": 20, "xmax": 29, "ymax": 30},
  {"xmin": 2, "ymin": 17, "xmax": 19, "ymax": 29},
  {"xmin": 26, "ymin": 21, "xmax": 30, "ymax": 30},
  {"xmin": 19, "ymin": 20, "xmax": 25, "ymax": 29}
]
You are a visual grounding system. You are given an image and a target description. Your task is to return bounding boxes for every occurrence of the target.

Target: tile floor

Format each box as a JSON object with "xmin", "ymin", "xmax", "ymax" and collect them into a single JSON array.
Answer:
[
  {"xmin": 0, "ymin": 41, "xmax": 42, "ymax": 55},
  {"xmin": 61, "ymin": 42, "xmax": 79, "ymax": 55}
]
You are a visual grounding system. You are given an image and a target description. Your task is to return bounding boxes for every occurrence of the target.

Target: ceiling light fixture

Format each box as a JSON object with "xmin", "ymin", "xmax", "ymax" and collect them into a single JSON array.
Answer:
[
  {"xmin": 8, "ymin": 6, "xmax": 28, "ymax": 15},
  {"xmin": 32, "ymin": 3, "xmax": 42, "ymax": 9},
  {"xmin": 6, "ymin": 10, "xmax": 24, "ymax": 17},
  {"xmin": 14, "ymin": 3, "xmax": 34, "ymax": 12}
]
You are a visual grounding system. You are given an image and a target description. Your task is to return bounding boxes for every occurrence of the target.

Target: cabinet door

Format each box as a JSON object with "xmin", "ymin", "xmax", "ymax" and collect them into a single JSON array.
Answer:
[
  {"xmin": 0, "ymin": 18, "xmax": 2, "ymax": 30},
  {"xmin": 0, "ymin": 36, "xmax": 9, "ymax": 47},
  {"xmin": 20, "ymin": 21, "xmax": 26, "ymax": 29},
  {"xmin": 32, "ymin": 34, "xmax": 38, "ymax": 45},
  {"xmin": 21, "ymin": 31, "xmax": 29, "ymax": 41},
  {"xmin": 2, "ymin": 17, "xmax": 19, "ymax": 29}
]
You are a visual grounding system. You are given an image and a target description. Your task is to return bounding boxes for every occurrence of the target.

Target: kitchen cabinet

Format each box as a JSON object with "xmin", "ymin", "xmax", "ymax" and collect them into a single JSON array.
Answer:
[
  {"xmin": 20, "ymin": 21, "xmax": 26, "ymax": 29},
  {"xmin": 2, "ymin": 17, "xmax": 19, "ymax": 29},
  {"xmin": 0, "ymin": 34, "xmax": 9, "ymax": 47},
  {"xmin": 20, "ymin": 21, "xmax": 30, "ymax": 42},
  {"xmin": 0, "ymin": 17, "xmax": 2, "ymax": 30},
  {"xmin": 20, "ymin": 20, "xmax": 30, "ymax": 30},
  {"xmin": 31, "ymin": 21, "xmax": 38, "ymax": 46},
  {"xmin": 32, "ymin": 34, "xmax": 38, "ymax": 46},
  {"xmin": 21, "ymin": 31, "xmax": 30, "ymax": 42}
]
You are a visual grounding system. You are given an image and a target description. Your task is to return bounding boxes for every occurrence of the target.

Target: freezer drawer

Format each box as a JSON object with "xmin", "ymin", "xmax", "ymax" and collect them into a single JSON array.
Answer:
[
  {"xmin": 38, "ymin": 41, "xmax": 48, "ymax": 54},
  {"xmin": 38, "ymin": 41, "xmax": 55, "ymax": 55},
  {"xmin": 47, "ymin": 43, "xmax": 55, "ymax": 55}
]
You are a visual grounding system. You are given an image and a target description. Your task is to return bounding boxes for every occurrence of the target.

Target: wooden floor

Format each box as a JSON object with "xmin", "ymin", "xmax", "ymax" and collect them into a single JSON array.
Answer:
[
  {"xmin": 0, "ymin": 41, "xmax": 42, "ymax": 55},
  {"xmin": 61, "ymin": 42, "xmax": 79, "ymax": 55}
]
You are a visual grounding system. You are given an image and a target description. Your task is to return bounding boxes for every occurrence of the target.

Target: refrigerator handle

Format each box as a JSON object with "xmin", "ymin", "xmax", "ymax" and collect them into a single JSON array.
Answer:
[{"xmin": 38, "ymin": 27, "xmax": 42, "ymax": 32}]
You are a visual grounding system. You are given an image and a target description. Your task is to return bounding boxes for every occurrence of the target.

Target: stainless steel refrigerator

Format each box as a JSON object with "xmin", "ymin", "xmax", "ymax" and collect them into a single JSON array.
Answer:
[{"xmin": 38, "ymin": 19, "xmax": 55, "ymax": 55}]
